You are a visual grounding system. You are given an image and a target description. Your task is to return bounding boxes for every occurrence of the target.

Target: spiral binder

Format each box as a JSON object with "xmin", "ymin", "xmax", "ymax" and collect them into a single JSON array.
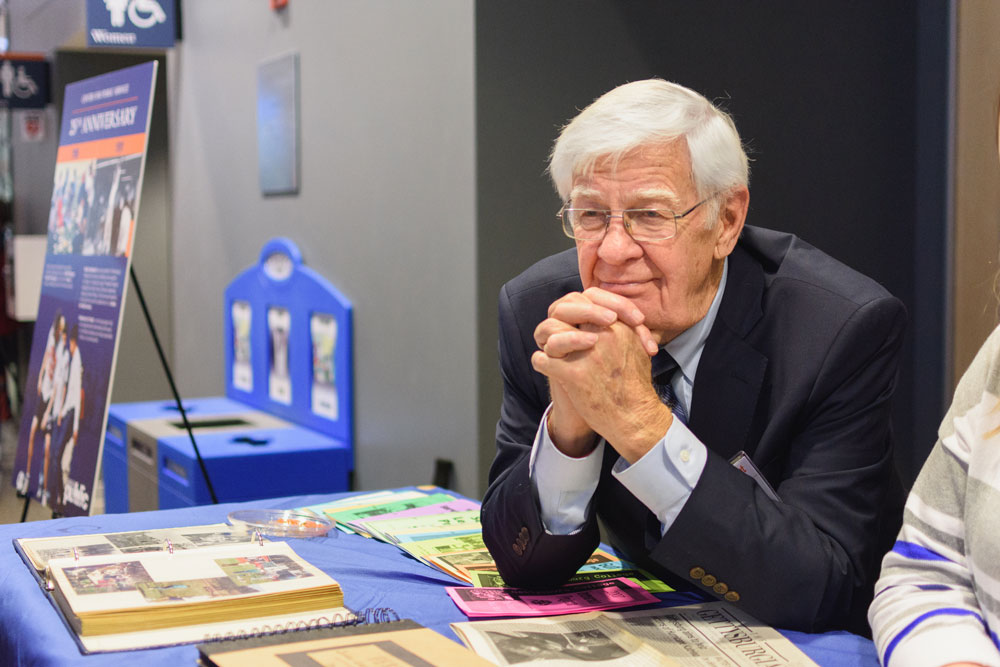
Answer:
[
  {"xmin": 200, "ymin": 606, "xmax": 401, "ymax": 643},
  {"xmin": 198, "ymin": 607, "xmax": 410, "ymax": 666}
]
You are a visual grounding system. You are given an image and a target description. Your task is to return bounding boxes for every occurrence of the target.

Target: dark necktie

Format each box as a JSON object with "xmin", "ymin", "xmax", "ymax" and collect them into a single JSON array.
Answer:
[{"xmin": 652, "ymin": 353, "xmax": 688, "ymax": 425}]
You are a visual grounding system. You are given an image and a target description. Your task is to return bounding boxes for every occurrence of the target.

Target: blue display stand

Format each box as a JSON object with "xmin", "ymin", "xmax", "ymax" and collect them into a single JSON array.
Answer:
[
  {"xmin": 103, "ymin": 239, "xmax": 354, "ymax": 511},
  {"xmin": 223, "ymin": 237, "xmax": 353, "ymax": 446}
]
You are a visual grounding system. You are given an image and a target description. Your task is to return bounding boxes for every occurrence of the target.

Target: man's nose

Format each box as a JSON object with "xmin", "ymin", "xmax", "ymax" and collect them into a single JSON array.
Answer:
[{"xmin": 597, "ymin": 216, "xmax": 643, "ymax": 263}]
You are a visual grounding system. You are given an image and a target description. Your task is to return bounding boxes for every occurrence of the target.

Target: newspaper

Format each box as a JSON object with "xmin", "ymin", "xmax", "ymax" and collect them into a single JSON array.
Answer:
[{"xmin": 452, "ymin": 601, "xmax": 818, "ymax": 666}]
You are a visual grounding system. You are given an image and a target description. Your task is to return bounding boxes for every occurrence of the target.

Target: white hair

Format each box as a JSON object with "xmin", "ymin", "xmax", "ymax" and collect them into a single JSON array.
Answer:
[{"xmin": 548, "ymin": 79, "xmax": 749, "ymax": 223}]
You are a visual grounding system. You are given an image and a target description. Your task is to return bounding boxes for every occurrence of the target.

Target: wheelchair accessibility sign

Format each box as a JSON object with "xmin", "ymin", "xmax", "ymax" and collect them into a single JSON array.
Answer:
[
  {"xmin": 87, "ymin": 0, "xmax": 176, "ymax": 48},
  {"xmin": 0, "ymin": 56, "xmax": 49, "ymax": 109}
]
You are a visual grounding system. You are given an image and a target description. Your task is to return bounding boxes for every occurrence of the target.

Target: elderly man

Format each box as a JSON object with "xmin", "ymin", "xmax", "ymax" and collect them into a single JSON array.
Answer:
[{"xmin": 481, "ymin": 79, "xmax": 906, "ymax": 634}]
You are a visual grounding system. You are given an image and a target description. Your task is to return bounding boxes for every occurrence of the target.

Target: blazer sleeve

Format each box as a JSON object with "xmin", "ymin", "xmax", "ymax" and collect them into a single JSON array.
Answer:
[
  {"xmin": 650, "ymin": 294, "xmax": 907, "ymax": 633},
  {"xmin": 480, "ymin": 282, "xmax": 601, "ymax": 586}
]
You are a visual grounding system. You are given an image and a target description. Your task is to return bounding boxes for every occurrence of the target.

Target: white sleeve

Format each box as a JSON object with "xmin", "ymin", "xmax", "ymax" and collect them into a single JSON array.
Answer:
[
  {"xmin": 531, "ymin": 405, "xmax": 708, "ymax": 536},
  {"xmin": 612, "ymin": 418, "xmax": 707, "ymax": 533},
  {"xmin": 530, "ymin": 405, "xmax": 604, "ymax": 535}
]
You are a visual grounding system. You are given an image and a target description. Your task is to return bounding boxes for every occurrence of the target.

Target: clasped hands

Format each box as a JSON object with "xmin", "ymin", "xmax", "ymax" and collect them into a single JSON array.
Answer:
[{"xmin": 532, "ymin": 287, "xmax": 674, "ymax": 464}]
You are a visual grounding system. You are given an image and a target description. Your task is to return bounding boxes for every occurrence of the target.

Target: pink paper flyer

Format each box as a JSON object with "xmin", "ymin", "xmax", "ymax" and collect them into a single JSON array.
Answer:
[{"xmin": 448, "ymin": 577, "xmax": 659, "ymax": 618}]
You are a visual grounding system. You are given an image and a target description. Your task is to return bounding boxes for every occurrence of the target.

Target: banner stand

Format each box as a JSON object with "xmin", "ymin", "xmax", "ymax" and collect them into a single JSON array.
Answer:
[
  {"xmin": 17, "ymin": 491, "xmax": 29, "ymax": 522},
  {"xmin": 127, "ymin": 264, "xmax": 217, "ymax": 505},
  {"xmin": 16, "ymin": 489, "xmax": 63, "ymax": 522},
  {"xmin": 17, "ymin": 264, "xmax": 219, "ymax": 523},
  {"xmin": 11, "ymin": 61, "xmax": 160, "ymax": 517}
]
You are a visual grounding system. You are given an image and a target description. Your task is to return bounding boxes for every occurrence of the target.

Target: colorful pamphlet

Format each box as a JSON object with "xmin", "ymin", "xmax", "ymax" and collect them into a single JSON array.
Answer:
[
  {"xmin": 397, "ymin": 533, "xmax": 487, "ymax": 562},
  {"xmin": 349, "ymin": 508, "xmax": 482, "ymax": 542},
  {"xmin": 468, "ymin": 568, "xmax": 673, "ymax": 594},
  {"xmin": 359, "ymin": 498, "xmax": 482, "ymax": 522},
  {"xmin": 447, "ymin": 578, "xmax": 659, "ymax": 618},
  {"xmin": 298, "ymin": 488, "xmax": 671, "ymax": 595}
]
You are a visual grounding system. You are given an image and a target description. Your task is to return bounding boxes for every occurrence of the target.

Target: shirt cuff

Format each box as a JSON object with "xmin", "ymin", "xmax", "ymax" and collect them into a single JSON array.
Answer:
[
  {"xmin": 530, "ymin": 405, "xmax": 603, "ymax": 535},
  {"xmin": 612, "ymin": 416, "xmax": 707, "ymax": 533}
]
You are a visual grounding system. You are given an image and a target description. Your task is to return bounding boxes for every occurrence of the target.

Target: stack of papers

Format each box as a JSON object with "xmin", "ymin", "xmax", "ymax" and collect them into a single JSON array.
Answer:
[{"xmin": 300, "ymin": 487, "xmax": 671, "ymax": 618}]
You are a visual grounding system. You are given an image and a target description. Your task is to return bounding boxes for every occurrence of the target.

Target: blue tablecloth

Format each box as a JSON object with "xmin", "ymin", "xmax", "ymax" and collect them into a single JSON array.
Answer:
[{"xmin": 0, "ymin": 491, "xmax": 880, "ymax": 666}]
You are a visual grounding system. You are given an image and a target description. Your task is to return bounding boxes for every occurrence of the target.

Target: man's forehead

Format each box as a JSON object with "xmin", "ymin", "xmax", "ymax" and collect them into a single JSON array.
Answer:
[
  {"xmin": 569, "ymin": 143, "xmax": 694, "ymax": 195},
  {"xmin": 568, "ymin": 185, "xmax": 682, "ymax": 204}
]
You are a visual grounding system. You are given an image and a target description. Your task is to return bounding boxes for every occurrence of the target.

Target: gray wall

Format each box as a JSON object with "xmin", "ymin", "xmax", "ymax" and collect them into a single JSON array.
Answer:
[{"xmin": 171, "ymin": 3, "xmax": 477, "ymax": 493}]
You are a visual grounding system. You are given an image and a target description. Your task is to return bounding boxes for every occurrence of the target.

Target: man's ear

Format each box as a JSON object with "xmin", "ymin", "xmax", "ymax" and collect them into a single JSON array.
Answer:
[{"xmin": 714, "ymin": 186, "xmax": 749, "ymax": 259}]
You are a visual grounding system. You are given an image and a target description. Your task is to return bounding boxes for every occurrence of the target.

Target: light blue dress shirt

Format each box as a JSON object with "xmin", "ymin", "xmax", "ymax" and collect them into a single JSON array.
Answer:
[{"xmin": 531, "ymin": 259, "xmax": 728, "ymax": 536}]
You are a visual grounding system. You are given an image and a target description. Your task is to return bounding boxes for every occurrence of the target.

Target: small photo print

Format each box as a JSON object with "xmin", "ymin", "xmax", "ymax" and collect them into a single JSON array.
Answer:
[
  {"xmin": 232, "ymin": 300, "xmax": 253, "ymax": 392},
  {"xmin": 436, "ymin": 550, "xmax": 495, "ymax": 568},
  {"xmin": 137, "ymin": 576, "xmax": 256, "ymax": 603},
  {"xmin": 267, "ymin": 306, "xmax": 291, "ymax": 405},
  {"xmin": 106, "ymin": 531, "xmax": 167, "ymax": 553},
  {"xmin": 37, "ymin": 543, "xmax": 116, "ymax": 563},
  {"xmin": 310, "ymin": 313, "xmax": 338, "ymax": 420},
  {"xmin": 63, "ymin": 561, "xmax": 153, "ymax": 596},
  {"xmin": 47, "ymin": 154, "xmax": 142, "ymax": 257},
  {"xmin": 456, "ymin": 587, "xmax": 515, "ymax": 602},
  {"xmin": 216, "ymin": 554, "xmax": 312, "ymax": 586},
  {"xmin": 178, "ymin": 531, "xmax": 254, "ymax": 548},
  {"xmin": 487, "ymin": 629, "xmax": 629, "ymax": 663}
]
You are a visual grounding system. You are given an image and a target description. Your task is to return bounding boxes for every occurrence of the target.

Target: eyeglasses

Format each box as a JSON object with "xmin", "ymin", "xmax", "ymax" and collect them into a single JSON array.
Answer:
[{"xmin": 558, "ymin": 196, "xmax": 714, "ymax": 242}]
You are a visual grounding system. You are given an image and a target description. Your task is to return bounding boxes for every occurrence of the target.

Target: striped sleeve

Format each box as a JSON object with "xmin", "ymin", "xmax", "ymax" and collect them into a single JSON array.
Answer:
[{"xmin": 869, "ymin": 327, "xmax": 1000, "ymax": 667}]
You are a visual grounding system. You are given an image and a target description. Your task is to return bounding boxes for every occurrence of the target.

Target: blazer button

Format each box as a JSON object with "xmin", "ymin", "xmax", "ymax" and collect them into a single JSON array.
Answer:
[
  {"xmin": 689, "ymin": 567, "xmax": 705, "ymax": 579},
  {"xmin": 512, "ymin": 526, "xmax": 530, "ymax": 556},
  {"xmin": 701, "ymin": 574, "xmax": 717, "ymax": 587},
  {"xmin": 713, "ymin": 582, "xmax": 729, "ymax": 595},
  {"xmin": 725, "ymin": 591, "xmax": 740, "ymax": 602}
]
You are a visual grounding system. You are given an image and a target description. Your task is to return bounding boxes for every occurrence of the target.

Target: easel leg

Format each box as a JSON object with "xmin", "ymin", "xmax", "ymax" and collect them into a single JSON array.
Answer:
[{"xmin": 130, "ymin": 266, "xmax": 218, "ymax": 504}]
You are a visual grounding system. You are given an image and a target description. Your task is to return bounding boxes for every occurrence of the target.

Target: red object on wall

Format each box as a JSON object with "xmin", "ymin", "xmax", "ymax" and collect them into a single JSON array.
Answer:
[{"xmin": 271, "ymin": 0, "xmax": 288, "ymax": 9}]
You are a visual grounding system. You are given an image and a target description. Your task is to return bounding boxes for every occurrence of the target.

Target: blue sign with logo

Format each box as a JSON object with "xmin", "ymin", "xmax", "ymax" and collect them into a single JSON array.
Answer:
[
  {"xmin": 0, "ymin": 57, "xmax": 49, "ymax": 109},
  {"xmin": 87, "ymin": 0, "xmax": 176, "ymax": 49}
]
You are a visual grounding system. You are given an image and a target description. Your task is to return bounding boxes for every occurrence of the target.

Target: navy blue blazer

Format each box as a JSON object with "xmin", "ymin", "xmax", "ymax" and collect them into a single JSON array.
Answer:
[{"xmin": 481, "ymin": 225, "xmax": 907, "ymax": 634}]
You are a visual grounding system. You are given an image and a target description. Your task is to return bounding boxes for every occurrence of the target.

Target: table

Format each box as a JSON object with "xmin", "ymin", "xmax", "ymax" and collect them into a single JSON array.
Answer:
[{"xmin": 0, "ymin": 491, "xmax": 880, "ymax": 666}]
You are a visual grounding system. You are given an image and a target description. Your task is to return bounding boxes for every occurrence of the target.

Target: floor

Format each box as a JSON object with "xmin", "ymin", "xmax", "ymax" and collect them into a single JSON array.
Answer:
[{"xmin": 0, "ymin": 420, "xmax": 56, "ymax": 523}]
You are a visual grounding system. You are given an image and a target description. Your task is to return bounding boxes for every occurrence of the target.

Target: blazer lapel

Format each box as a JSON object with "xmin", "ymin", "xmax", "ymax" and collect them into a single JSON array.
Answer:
[{"xmin": 688, "ymin": 244, "xmax": 768, "ymax": 461}]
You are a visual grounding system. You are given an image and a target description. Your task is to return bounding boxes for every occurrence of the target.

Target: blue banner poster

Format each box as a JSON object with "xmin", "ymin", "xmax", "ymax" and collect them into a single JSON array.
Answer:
[
  {"xmin": 11, "ymin": 61, "xmax": 158, "ymax": 516},
  {"xmin": 87, "ymin": 0, "xmax": 176, "ymax": 49}
]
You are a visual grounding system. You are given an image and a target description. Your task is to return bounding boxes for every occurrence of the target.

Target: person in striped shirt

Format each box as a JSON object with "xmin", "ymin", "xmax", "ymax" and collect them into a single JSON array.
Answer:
[{"xmin": 869, "ymin": 105, "xmax": 1000, "ymax": 667}]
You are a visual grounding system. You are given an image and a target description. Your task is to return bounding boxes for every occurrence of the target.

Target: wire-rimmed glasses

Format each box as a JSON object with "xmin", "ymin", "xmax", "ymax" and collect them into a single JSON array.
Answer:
[{"xmin": 558, "ymin": 196, "xmax": 714, "ymax": 242}]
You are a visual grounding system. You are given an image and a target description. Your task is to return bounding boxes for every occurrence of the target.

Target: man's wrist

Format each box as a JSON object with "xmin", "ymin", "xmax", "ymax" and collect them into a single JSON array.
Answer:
[
  {"xmin": 611, "ymin": 399, "xmax": 673, "ymax": 464},
  {"xmin": 547, "ymin": 408, "xmax": 599, "ymax": 458}
]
